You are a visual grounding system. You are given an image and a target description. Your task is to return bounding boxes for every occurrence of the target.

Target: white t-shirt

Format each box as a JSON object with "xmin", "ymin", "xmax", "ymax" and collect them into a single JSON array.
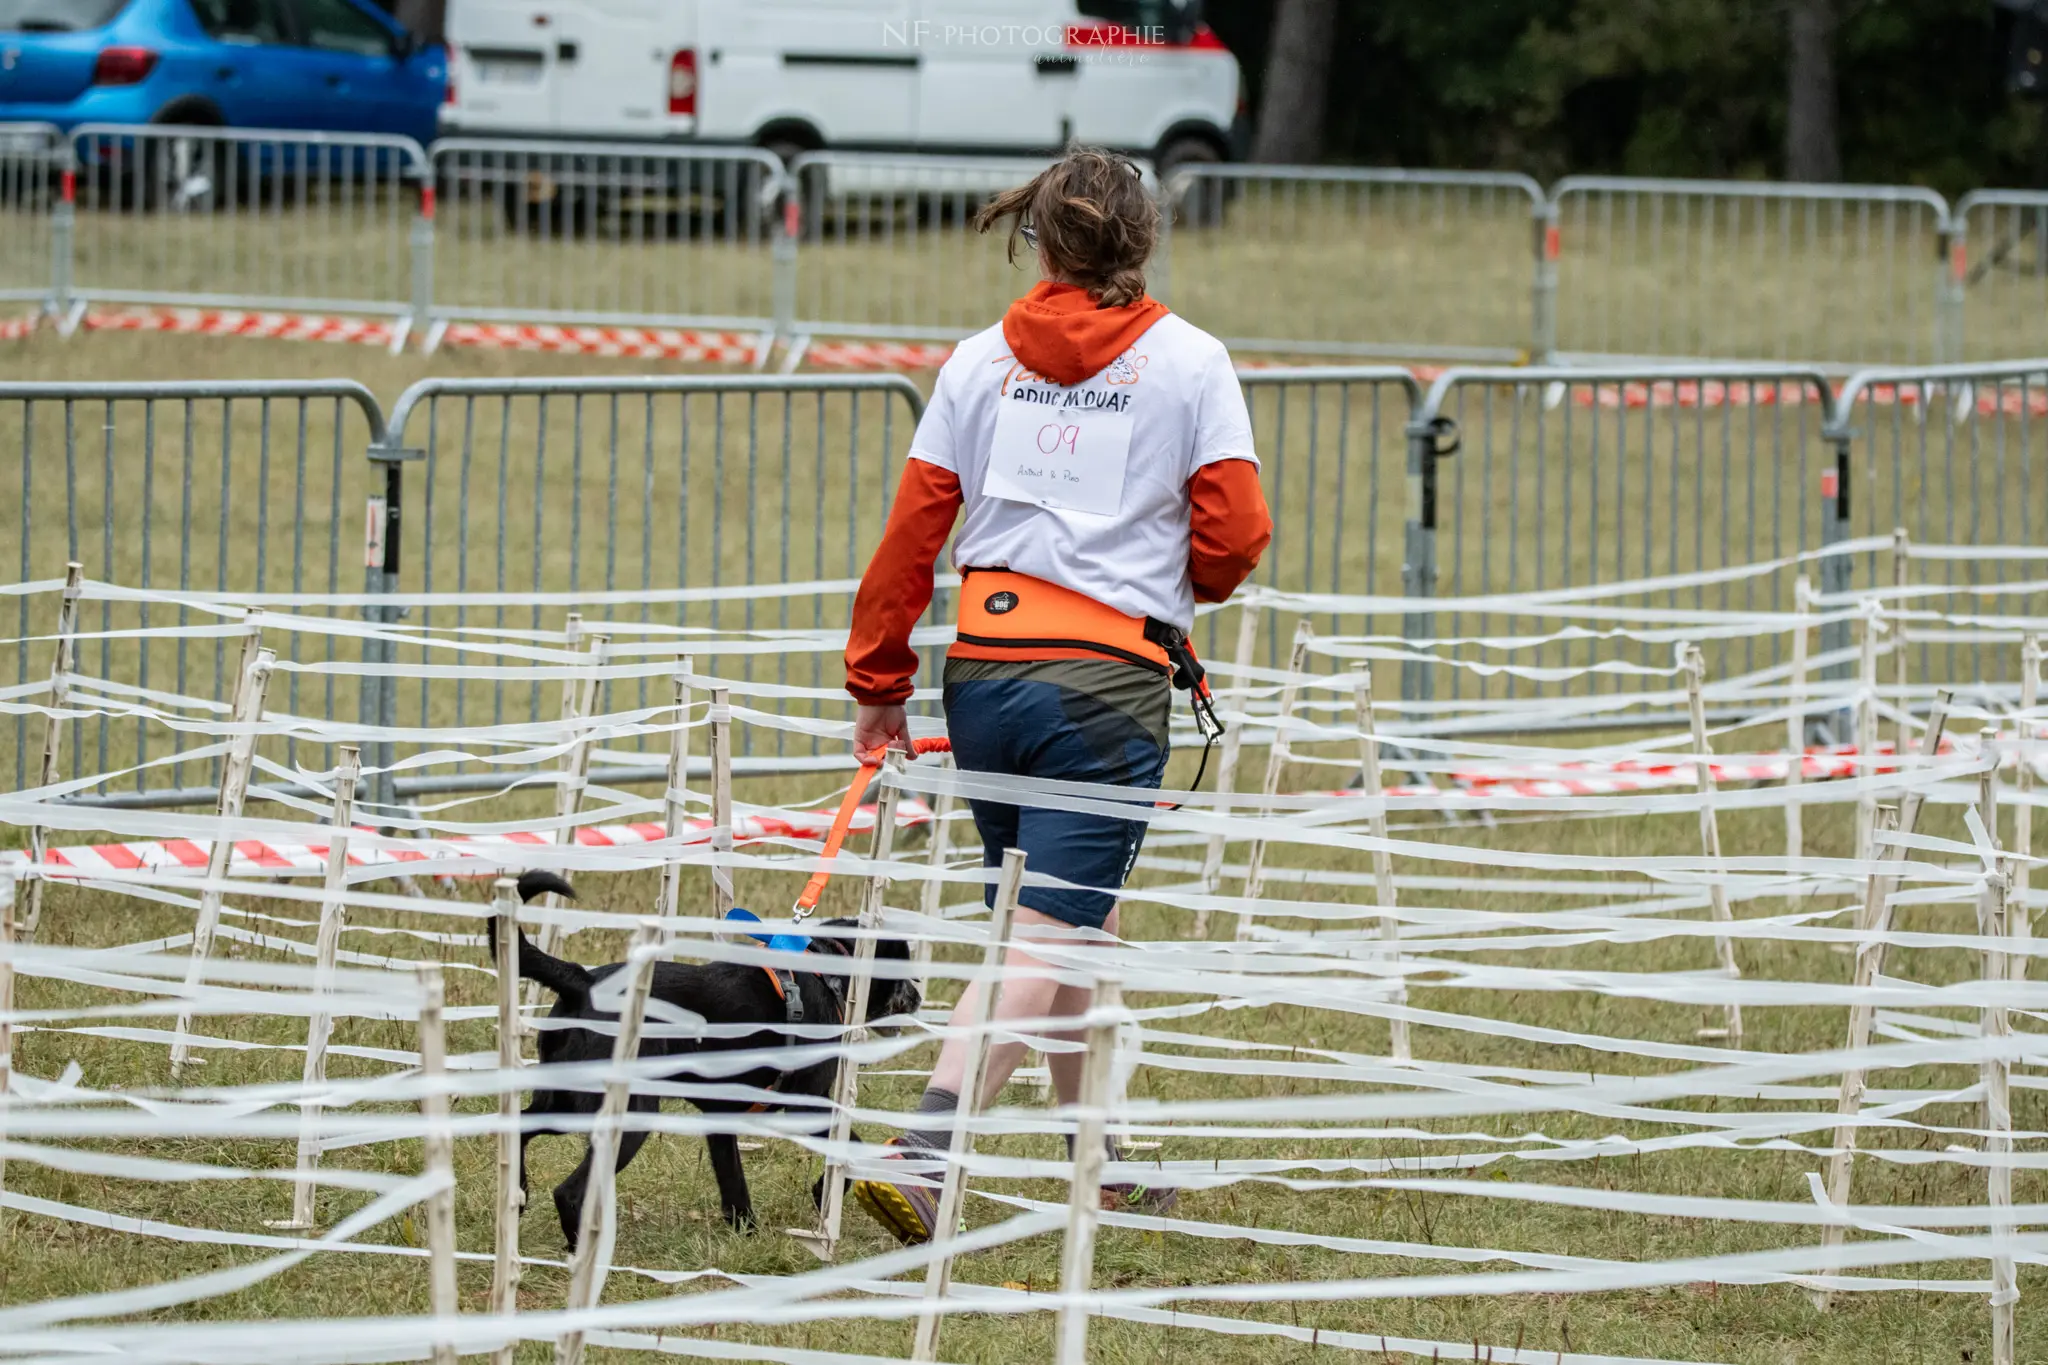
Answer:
[{"xmin": 907, "ymin": 311, "xmax": 1258, "ymax": 631}]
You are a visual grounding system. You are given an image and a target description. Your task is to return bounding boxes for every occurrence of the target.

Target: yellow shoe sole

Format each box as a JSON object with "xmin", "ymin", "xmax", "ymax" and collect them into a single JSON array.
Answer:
[{"xmin": 850, "ymin": 1177, "xmax": 933, "ymax": 1245}]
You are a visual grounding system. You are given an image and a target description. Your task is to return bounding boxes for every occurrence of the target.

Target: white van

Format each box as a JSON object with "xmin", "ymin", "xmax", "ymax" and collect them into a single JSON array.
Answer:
[{"xmin": 438, "ymin": 0, "xmax": 1242, "ymax": 178}]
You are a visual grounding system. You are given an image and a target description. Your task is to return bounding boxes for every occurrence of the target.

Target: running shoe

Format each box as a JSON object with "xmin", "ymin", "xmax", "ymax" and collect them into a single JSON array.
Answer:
[{"xmin": 849, "ymin": 1138, "xmax": 944, "ymax": 1245}]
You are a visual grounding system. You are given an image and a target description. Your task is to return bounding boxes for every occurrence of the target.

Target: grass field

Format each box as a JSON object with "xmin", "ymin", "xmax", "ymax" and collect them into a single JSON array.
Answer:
[{"xmin": 3, "ymin": 326, "xmax": 2045, "ymax": 1365}]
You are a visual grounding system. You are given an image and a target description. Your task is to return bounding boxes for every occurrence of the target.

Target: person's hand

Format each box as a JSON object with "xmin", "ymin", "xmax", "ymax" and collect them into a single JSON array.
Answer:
[{"xmin": 853, "ymin": 703, "xmax": 911, "ymax": 759}]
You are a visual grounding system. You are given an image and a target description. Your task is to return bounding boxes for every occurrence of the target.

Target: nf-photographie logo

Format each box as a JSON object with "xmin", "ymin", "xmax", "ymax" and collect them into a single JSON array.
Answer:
[{"xmin": 881, "ymin": 20, "xmax": 1170, "ymax": 63}]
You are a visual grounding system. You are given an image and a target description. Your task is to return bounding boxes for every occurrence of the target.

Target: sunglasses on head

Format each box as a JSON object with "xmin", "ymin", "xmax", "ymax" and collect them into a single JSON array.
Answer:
[{"xmin": 1020, "ymin": 219, "xmax": 1039, "ymax": 250}]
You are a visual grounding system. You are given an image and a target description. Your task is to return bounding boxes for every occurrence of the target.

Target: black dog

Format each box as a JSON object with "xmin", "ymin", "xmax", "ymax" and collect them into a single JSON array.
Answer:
[{"xmin": 495, "ymin": 870, "xmax": 922, "ymax": 1245}]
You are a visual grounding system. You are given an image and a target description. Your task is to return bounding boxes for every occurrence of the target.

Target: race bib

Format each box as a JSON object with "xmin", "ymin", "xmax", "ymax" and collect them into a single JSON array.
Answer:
[{"xmin": 982, "ymin": 401, "xmax": 1132, "ymax": 517}]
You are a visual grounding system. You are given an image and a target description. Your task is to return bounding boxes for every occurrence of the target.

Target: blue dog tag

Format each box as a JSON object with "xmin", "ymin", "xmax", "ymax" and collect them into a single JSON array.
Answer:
[{"xmin": 725, "ymin": 907, "xmax": 810, "ymax": 956}]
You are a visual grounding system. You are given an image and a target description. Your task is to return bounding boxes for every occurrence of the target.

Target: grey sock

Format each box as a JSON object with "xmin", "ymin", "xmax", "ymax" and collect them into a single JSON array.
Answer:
[{"xmin": 903, "ymin": 1086, "xmax": 960, "ymax": 1152}]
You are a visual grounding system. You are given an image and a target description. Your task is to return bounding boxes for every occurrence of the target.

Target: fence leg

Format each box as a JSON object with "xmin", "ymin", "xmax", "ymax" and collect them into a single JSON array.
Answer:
[
  {"xmin": 771, "ymin": 193, "xmax": 799, "ymax": 361},
  {"xmin": 910, "ymin": 848, "xmax": 1024, "ymax": 1363},
  {"xmin": 1531, "ymin": 200, "xmax": 1559, "ymax": 363},
  {"xmin": 1683, "ymin": 645, "xmax": 1743, "ymax": 1047},
  {"xmin": 1817, "ymin": 430, "xmax": 1854, "ymax": 689},
  {"xmin": 489, "ymin": 877, "xmax": 525, "ymax": 1365},
  {"xmin": 1353, "ymin": 663, "xmax": 1410, "ymax": 1064},
  {"xmin": 792, "ymin": 753, "xmax": 903, "ymax": 1261},
  {"xmin": 23, "ymin": 561, "xmax": 83, "ymax": 943},
  {"xmin": 1814, "ymin": 688, "xmax": 1953, "ymax": 1310},
  {"xmin": 1400, "ymin": 419, "xmax": 1446, "ymax": 705},
  {"xmin": 708, "ymin": 686, "xmax": 735, "ymax": 919},
  {"xmin": 557, "ymin": 920, "xmax": 663, "ymax": 1365},
  {"xmin": 272, "ymin": 746, "xmax": 360, "ymax": 1231},
  {"xmin": 655, "ymin": 661, "xmax": 694, "ymax": 922},
  {"xmin": 49, "ymin": 143, "xmax": 75, "ymax": 326},
  {"xmin": 415, "ymin": 966, "xmax": 460, "ymax": 1365},
  {"xmin": 1939, "ymin": 222, "xmax": 1966, "ymax": 364},
  {"xmin": 408, "ymin": 180, "xmax": 435, "ymax": 353},
  {"xmin": 1892, "ymin": 528, "xmax": 1912, "ymax": 754},
  {"xmin": 1052, "ymin": 977, "xmax": 1123, "ymax": 1365},
  {"xmin": 1194, "ymin": 600, "xmax": 1260, "ymax": 941},
  {"xmin": 360, "ymin": 450, "xmax": 405, "ymax": 818},
  {"xmin": 1785, "ymin": 573, "xmax": 1812, "ymax": 905},
  {"xmin": 1238, "ymin": 621, "xmax": 1312, "ymax": 943},
  {"xmin": 169, "ymin": 648, "xmax": 275, "ymax": 1081}
]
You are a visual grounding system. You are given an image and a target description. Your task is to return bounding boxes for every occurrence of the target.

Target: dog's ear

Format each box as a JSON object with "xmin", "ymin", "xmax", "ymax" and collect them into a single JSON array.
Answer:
[{"xmin": 877, "ymin": 936, "xmax": 911, "ymax": 961}]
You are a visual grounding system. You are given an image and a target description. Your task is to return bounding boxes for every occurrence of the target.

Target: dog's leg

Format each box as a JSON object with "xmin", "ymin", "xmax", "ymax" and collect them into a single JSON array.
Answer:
[
  {"xmin": 809, "ymin": 1123, "xmax": 859, "ymax": 1211},
  {"xmin": 705, "ymin": 1128, "xmax": 757, "ymax": 1231},
  {"xmin": 551, "ymin": 1096, "xmax": 658, "ymax": 1251}
]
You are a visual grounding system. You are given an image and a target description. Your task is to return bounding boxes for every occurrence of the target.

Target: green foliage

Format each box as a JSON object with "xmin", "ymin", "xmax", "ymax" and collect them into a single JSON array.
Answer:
[{"xmin": 1205, "ymin": 0, "xmax": 2040, "ymax": 195}]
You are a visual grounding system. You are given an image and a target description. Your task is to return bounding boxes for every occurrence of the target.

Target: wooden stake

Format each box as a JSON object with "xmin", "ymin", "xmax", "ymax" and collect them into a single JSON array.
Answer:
[
  {"xmin": 2014, "ymin": 635, "xmax": 2038, "ymax": 983},
  {"xmin": 169, "ymin": 647, "xmax": 275, "ymax": 1080},
  {"xmin": 1353, "ymin": 664, "xmax": 1410, "ymax": 1064},
  {"xmin": 1785, "ymin": 574, "xmax": 1812, "ymax": 906},
  {"xmin": 1053, "ymin": 977, "xmax": 1123, "ymax": 1365},
  {"xmin": 793, "ymin": 752, "xmax": 902, "ymax": 1260},
  {"xmin": 557, "ymin": 919, "xmax": 663, "ymax": 1365},
  {"xmin": 23, "ymin": 562, "xmax": 82, "ymax": 943},
  {"xmin": 1814, "ymin": 690, "xmax": 1953, "ymax": 1309},
  {"xmin": 1854, "ymin": 601, "xmax": 1881, "ymax": 865},
  {"xmin": 707, "ymin": 685, "xmax": 735, "ymax": 918},
  {"xmin": 0, "ymin": 868, "xmax": 15, "ymax": 1198},
  {"xmin": 655, "ymin": 660, "xmax": 694, "ymax": 922},
  {"xmin": 1238, "ymin": 621, "xmax": 1313, "ymax": 943},
  {"xmin": 914, "ymin": 754, "xmax": 957, "ymax": 995},
  {"xmin": 416, "ymin": 965, "xmax": 460, "ymax": 1365},
  {"xmin": 1683, "ymin": 645, "xmax": 1742, "ymax": 1046},
  {"xmin": 275, "ymin": 745, "xmax": 359, "ymax": 1231},
  {"xmin": 489, "ymin": 876, "xmax": 525, "ymax": 1365},
  {"xmin": 533, "ymin": 630, "xmax": 608, "ymax": 963},
  {"xmin": 911, "ymin": 848, "xmax": 1025, "ymax": 1362},
  {"xmin": 1194, "ymin": 601, "xmax": 1260, "ymax": 940},
  {"xmin": 1981, "ymin": 860, "xmax": 2018, "ymax": 1365}
]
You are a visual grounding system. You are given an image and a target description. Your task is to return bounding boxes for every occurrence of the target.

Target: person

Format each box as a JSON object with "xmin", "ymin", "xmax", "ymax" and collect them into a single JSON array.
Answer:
[{"xmin": 840, "ymin": 147, "xmax": 1272, "ymax": 1244}]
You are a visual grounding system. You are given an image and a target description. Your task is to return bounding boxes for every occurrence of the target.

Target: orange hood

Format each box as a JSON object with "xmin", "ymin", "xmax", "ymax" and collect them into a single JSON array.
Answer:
[{"xmin": 1000, "ymin": 281, "xmax": 1169, "ymax": 387}]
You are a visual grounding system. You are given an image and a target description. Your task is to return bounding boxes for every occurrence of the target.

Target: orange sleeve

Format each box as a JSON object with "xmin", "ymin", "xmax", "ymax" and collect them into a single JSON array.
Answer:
[
  {"xmin": 844, "ymin": 459, "xmax": 964, "ymax": 706},
  {"xmin": 1188, "ymin": 458, "xmax": 1273, "ymax": 604}
]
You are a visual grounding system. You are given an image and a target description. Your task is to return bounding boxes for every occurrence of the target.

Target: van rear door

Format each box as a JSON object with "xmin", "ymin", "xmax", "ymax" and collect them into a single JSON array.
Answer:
[{"xmin": 445, "ymin": 0, "xmax": 554, "ymax": 135}]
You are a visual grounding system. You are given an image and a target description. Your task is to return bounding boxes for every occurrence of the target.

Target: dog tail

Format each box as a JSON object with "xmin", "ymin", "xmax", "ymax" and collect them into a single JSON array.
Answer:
[{"xmin": 486, "ymin": 870, "xmax": 592, "ymax": 1008}]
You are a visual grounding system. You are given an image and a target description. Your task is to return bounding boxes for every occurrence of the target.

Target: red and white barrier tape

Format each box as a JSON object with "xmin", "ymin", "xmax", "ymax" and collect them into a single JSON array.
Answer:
[
  {"xmin": 1, "ymin": 799, "xmax": 932, "ymax": 882},
  {"xmin": 81, "ymin": 307, "xmax": 397, "ymax": 347},
  {"xmin": 437, "ymin": 321, "xmax": 763, "ymax": 364}
]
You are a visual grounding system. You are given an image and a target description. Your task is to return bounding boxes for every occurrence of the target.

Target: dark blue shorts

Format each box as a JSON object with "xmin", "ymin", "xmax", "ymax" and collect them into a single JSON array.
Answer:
[{"xmin": 941, "ymin": 673, "xmax": 1170, "ymax": 930}]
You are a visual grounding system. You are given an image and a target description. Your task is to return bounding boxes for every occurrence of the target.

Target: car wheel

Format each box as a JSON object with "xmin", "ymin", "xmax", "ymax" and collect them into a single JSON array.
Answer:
[{"xmin": 1158, "ymin": 135, "xmax": 1226, "ymax": 229}]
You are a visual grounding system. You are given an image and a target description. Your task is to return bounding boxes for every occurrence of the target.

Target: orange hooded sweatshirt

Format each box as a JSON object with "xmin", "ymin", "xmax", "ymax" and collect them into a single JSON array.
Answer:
[{"xmin": 845, "ymin": 283, "xmax": 1273, "ymax": 706}]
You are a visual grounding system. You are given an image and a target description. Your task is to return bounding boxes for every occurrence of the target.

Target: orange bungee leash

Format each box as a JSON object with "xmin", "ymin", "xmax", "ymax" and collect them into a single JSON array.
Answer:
[{"xmin": 790, "ymin": 735, "xmax": 953, "ymax": 921}]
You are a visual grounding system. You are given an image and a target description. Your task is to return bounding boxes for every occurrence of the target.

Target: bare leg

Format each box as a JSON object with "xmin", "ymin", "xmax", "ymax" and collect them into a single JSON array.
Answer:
[{"xmin": 924, "ymin": 905, "xmax": 1112, "ymax": 1105}]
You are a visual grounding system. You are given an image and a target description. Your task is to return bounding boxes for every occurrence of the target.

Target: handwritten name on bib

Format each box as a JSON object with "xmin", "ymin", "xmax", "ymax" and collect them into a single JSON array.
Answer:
[{"xmin": 982, "ymin": 401, "xmax": 1132, "ymax": 517}]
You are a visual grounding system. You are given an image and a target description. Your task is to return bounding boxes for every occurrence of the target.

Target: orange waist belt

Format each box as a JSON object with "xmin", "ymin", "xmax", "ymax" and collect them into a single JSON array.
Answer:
[{"xmin": 949, "ymin": 570, "xmax": 1172, "ymax": 674}]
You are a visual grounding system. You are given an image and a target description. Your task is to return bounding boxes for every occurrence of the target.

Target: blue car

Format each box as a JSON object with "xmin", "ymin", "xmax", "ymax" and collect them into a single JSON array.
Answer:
[{"xmin": 0, "ymin": 0, "xmax": 444, "ymax": 147}]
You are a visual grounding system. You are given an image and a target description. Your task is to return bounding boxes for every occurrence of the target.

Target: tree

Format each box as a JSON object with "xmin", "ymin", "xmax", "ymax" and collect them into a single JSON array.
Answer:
[
  {"xmin": 1786, "ymin": 0, "xmax": 1843, "ymax": 180},
  {"xmin": 1251, "ymin": 0, "xmax": 1341, "ymax": 163}
]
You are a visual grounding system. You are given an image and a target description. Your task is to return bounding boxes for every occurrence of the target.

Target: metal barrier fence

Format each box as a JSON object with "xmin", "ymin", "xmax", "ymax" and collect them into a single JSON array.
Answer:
[
  {"xmin": 64, "ymin": 124, "xmax": 430, "ymax": 329},
  {"xmin": 1836, "ymin": 360, "xmax": 2048, "ymax": 688},
  {"xmin": 1549, "ymin": 178, "xmax": 1952, "ymax": 367},
  {"xmin": 1951, "ymin": 191, "xmax": 2048, "ymax": 362},
  {"xmin": 2, "ymin": 381, "xmax": 388, "ymax": 810},
  {"xmin": 14, "ymin": 127, "xmax": 2048, "ymax": 365},
  {"xmin": 1158, "ymin": 166, "xmax": 1546, "ymax": 363},
  {"xmin": 0, "ymin": 123, "xmax": 60, "ymax": 311},
  {"xmin": 5, "ymin": 360, "xmax": 2045, "ymax": 806},
  {"xmin": 783, "ymin": 150, "xmax": 1153, "ymax": 344},
  {"xmin": 427, "ymin": 139, "xmax": 788, "ymax": 340}
]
